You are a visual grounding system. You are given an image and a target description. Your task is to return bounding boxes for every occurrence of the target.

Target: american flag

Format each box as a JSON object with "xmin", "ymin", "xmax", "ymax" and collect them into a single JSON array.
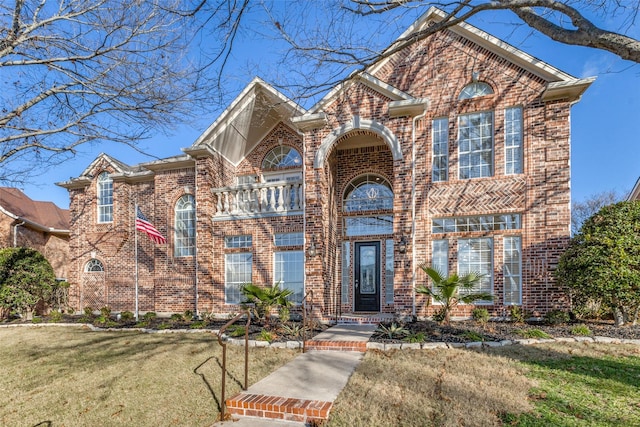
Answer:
[{"xmin": 135, "ymin": 207, "xmax": 166, "ymax": 244}]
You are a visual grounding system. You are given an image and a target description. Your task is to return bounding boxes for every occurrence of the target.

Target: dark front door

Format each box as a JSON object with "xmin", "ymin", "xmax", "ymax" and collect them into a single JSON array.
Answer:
[{"xmin": 354, "ymin": 241, "xmax": 380, "ymax": 312}]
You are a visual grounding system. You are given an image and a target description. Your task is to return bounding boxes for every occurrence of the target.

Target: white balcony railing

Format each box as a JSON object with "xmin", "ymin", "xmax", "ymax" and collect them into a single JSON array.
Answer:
[{"xmin": 212, "ymin": 180, "xmax": 303, "ymax": 217}]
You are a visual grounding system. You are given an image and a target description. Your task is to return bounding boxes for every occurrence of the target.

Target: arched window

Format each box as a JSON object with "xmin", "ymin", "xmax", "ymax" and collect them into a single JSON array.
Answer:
[
  {"xmin": 85, "ymin": 259, "xmax": 104, "ymax": 272},
  {"xmin": 459, "ymin": 82, "xmax": 494, "ymax": 100},
  {"xmin": 262, "ymin": 146, "xmax": 302, "ymax": 170},
  {"xmin": 97, "ymin": 172, "xmax": 113, "ymax": 223},
  {"xmin": 343, "ymin": 174, "xmax": 393, "ymax": 212},
  {"xmin": 175, "ymin": 194, "xmax": 195, "ymax": 257}
]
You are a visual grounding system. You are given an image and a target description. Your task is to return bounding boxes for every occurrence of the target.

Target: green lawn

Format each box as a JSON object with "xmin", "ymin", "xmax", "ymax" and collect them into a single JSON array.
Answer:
[{"xmin": 0, "ymin": 326, "xmax": 298, "ymax": 426}]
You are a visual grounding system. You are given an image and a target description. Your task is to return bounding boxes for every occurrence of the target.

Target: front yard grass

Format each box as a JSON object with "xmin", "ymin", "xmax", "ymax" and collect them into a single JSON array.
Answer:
[
  {"xmin": 328, "ymin": 343, "xmax": 640, "ymax": 427},
  {"xmin": 0, "ymin": 326, "xmax": 298, "ymax": 426}
]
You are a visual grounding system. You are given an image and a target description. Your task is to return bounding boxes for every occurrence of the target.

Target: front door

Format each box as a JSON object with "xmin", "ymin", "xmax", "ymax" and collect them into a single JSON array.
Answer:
[{"xmin": 354, "ymin": 241, "xmax": 380, "ymax": 312}]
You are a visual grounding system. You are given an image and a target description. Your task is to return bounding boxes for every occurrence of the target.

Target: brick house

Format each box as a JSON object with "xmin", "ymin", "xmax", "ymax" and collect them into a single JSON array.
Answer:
[
  {"xmin": 58, "ymin": 8, "xmax": 593, "ymax": 320},
  {"xmin": 0, "ymin": 187, "xmax": 70, "ymax": 280}
]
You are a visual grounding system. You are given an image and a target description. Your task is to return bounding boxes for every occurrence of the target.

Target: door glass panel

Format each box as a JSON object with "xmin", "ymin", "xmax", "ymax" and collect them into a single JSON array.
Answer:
[{"xmin": 359, "ymin": 245, "xmax": 376, "ymax": 294}]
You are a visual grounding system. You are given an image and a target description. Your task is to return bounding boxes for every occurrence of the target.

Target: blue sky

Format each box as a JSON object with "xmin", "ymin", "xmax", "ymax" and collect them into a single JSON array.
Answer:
[{"xmin": 18, "ymin": 6, "xmax": 640, "ymax": 209}]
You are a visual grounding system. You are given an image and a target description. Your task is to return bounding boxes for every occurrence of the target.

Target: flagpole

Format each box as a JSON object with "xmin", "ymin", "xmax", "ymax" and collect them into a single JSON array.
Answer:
[{"xmin": 134, "ymin": 202, "xmax": 139, "ymax": 322}]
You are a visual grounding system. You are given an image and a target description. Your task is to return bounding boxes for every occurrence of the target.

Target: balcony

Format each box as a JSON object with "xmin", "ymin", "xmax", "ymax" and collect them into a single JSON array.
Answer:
[{"xmin": 212, "ymin": 180, "xmax": 303, "ymax": 219}]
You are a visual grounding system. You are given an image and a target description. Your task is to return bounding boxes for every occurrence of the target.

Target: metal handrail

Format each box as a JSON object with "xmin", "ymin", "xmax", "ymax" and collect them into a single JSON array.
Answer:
[
  {"xmin": 301, "ymin": 289, "xmax": 314, "ymax": 353},
  {"xmin": 216, "ymin": 309, "xmax": 251, "ymax": 420}
]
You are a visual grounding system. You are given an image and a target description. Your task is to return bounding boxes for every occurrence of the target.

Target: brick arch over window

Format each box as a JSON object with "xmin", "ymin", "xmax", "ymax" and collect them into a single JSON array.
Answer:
[{"xmin": 314, "ymin": 116, "xmax": 401, "ymax": 168}]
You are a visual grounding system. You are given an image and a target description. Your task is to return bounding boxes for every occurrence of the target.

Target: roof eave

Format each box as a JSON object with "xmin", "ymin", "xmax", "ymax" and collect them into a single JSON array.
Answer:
[{"xmin": 542, "ymin": 77, "xmax": 596, "ymax": 102}]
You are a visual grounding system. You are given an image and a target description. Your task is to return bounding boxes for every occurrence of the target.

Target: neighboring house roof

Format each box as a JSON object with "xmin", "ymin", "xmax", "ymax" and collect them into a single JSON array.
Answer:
[
  {"xmin": 0, "ymin": 187, "xmax": 69, "ymax": 234},
  {"xmin": 186, "ymin": 77, "xmax": 305, "ymax": 166},
  {"xmin": 628, "ymin": 177, "xmax": 640, "ymax": 201}
]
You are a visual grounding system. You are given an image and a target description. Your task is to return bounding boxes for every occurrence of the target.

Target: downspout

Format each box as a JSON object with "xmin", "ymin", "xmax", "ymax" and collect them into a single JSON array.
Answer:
[
  {"xmin": 411, "ymin": 109, "xmax": 427, "ymax": 318},
  {"xmin": 13, "ymin": 221, "xmax": 25, "ymax": 247}
]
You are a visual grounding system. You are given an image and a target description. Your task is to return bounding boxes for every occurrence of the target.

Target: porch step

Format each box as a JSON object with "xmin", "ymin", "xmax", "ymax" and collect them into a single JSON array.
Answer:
[
  {"xmin": 335, "ymin": 313, "xmax": 394, "ymax": 325},
  {"xmin": 304, "ymin": 323, "xmax": 377, "ymax": 352}
]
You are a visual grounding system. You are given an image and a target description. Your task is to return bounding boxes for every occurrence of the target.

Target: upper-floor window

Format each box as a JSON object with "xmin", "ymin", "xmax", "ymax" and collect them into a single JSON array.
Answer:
[
  {"xmin": 85, "ymin": 258, "xmax": 104, "ymax": 272},
  {"xmin": 432, "ymin": 117, "xmax": 449, "ymax": 182},
  {"xmin": 97, "ymin": 172, "xmax": 113, "ymax": 223},
  {"xmin": 174, "ymin": 195, "xmax": 195, "ymax": 257},
  {"xmin": 458, "ymin": 111, "xmax": 493, "ymax": 179},
  {"xmin": 505, "ymin": 107, "xmax": 524, "ymax": 174},
  {"xmin": 459, "ymin": 82, "xmax": 493, "ymax": 100},
  {"xmin": 343, "ymin": 174, "xmax": 393, "ymax": 212},
  {"xmin": 262, "ymin": 146, "xmax": 302, "ymax": 170}
]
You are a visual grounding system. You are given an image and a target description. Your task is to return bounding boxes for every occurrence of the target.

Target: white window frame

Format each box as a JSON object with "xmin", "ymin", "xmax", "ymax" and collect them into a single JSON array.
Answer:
[
  {"xmin": 341, "ymin": 241, "xmax": 350, "ymax": 304},
  {"xmin": 457, "ymin": 237, "xmax": 493, "ymax": 302},
  {"xmin": 225, "ymin": 252, "xmax": 252, "ymax": 304},
  {"xmin": 85, "ymin": 258, "xmax": 104, "ymax": 272},
  {"xmin": 385, "ymin": 239, "xmax": 394, "ymax": 305},
  {"xmin": 505, "ymin": 107, "xmax": 524, "ymax": 175},
  {"xmin": 458, "ymin": 111, "xmax": 494, "ymax": 179},
  {"xmin": 274, "ymin": 232, "xmax": 304, "ymax": 247},
  {"xmin": 225, "ymin": 235, "xmax": 252, "ymax": 248},
  {"xmin": 174, "ymin": 194, "xmax": 195, "ymax": 257},
  {"xmin": 432, "ymin": 117, "xmax": 449, "ymax": 182},
  {"xmin": 273, "ymin": 250, "xmax": 304, "ymax": 304},
  {"xmin": 503, "ymin": 236, "xmax": 522, "ymax": 305},
  {"xmin": 97, "ymin": 172, "xmax": 113, "ymax": 223}
]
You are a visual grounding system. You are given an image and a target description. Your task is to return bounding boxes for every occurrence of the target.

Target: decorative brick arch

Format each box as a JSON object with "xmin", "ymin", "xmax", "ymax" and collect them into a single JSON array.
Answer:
[{"xmin": 314, "ymin": 116, "xmax": 401, "ymax": 169}]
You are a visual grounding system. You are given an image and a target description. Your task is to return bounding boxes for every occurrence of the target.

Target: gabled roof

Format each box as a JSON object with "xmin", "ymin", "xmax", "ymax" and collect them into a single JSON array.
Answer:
[
  {"xmin": 185, "ymin": 77, "xmax": 304, "ymax": 166},
  {"xmin": 0, "ymin": 187, "xmax": 69, "ymax": 234},
  {"xmin": 628, "ymin": 177, "xmax": 640, "ymax": 201}
]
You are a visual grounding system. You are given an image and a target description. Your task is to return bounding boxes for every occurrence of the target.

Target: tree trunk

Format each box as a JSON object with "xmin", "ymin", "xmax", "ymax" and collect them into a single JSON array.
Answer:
[{"xmin": 613, "ymin": 307, "xmax": 625, "ymax": 327}]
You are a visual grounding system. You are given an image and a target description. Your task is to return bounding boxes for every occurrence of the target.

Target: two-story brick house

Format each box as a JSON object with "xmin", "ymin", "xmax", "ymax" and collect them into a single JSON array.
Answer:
[{"xmin": 59, "ymin": 8, "xmax": 593, "ymax": 320}]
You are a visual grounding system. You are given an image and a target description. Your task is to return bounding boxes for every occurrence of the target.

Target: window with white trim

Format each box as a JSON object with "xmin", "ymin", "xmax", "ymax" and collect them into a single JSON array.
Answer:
[
  {"xmin": 343, "ymin": 174, "xmax": 393, "ymax": 212},
  {"xmin": 432, "ymin": 118, "xmax": 448, "ymax": 182},
  {"xmin": 85, "ymin": 258, "xmax": 104, "ymax": 272},
  {"xmin": 505, "ymin": 107, "xmax": 523, "ymax": 174},
  {"xmin": 274, "ymin": 251, "xmax": 304, "ymax": 304},
  {"xmin": 385, "ymin": 239, "xmax": 394, "ymax": 304},
  {"xmin": 225, "ymin": 235, "xmax": 252, "ymax": 248},
  {"xmin": 225, "ymin": 253, "xmax": 252, "ymax": 304},
  {"xmin": 274, "ymin": 232, "xmax": 303, "ymax": 247},
  {"xmin": 97, "ymin": 172, "xmax": 113, "ymax": 223},
  {"xmin": 262, "ymin": 146, "xmax": 302, "ymax": 169},
  {"xmin": 458, "ymin": 111, "xmax": 493, "ymax": 179},
  {"xmin": 458, "ymin": 238, "xmax": 493, "ymax": 301},
  {"xmin": 459, "ymin": 82, "xmax": 494, "ymax": 100},
  {"xmin": 175, "ymin": 195, "xmax": 195, "ymax": 257},
  {"xmin": 432, "ymin": 240, "xmax": 449, "ymax": 277},
  {"xmin": 503, "ymin": 236, "xmax": 522, "ymax": 305},
  {"xmin": 341, "ymin": 242, "xmax": 350, "ymax": 304}
]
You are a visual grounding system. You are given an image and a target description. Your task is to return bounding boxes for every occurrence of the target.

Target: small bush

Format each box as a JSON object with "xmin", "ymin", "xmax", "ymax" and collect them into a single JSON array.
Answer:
[
  {"xmin": 170, "ymin": 313, "xmax": 183, "ymax": 322},
  {"xmin": 157, "ymin": 322, "xmax": 171, "ymax": 330},
  {"xmin": 404, "ymin": 332, "xmax": 426, "ymax": 343},
  {"xmin": 432, "ymin": 307, "xmax": 447, "ymax": 323},
  {"xmin": 279, "ymin": 306, "xmax": 291, "ymax": 323},
  {"xmin": 544, "ymin": 309, "xmax": 570, "ymax": 325},
  {"xmin": 83, "ymin": 307, "xmax": 94, "ymax": 317},
  {"xmin": 183, "ymin": 310, "xmax": 194, "ymax": 320},
  {"xmin": 189, "ymin": 321, "xmax": 205, "ymax": 329},
  {"xmin": 258, "ymin": 329, "xmax": 276, "ymax": 343},
  {"xmin": 462, "ymin": 331, "xmax": 485, "ymax": 342},
  {"xmin": 472, "ymin": 308, "xmax": 489, "ymax": 324},
  {"xmin": 49, "ymin": 310, "xmax": 63, "ymax": 322},
  {"xmin": 377, "ymin": 323, "xmax": 409, "ymax": 340},
  {"xmin": 31, "ymin": 316, "xmax": 43, "ymax": 324},
  {"xmin": 142, "ymin": 312, "xmax": 157, "ymax": 321},
  {"xmin": 120, "ymin": 311, "xmax": 134, "ymax": 321},
  {"xmin": 227, "ymin": 325, "xmax": 246, "ymax": 337},
  {"xmin": 509, "ymin": 306, "xmax": 526, "ymax": 323},
  {"xmin": 280, "ymin": 323, "xmax": 303, "ymax": 338},
  {"xmin": 570, "ymin": 324, "xmax": 592, "ymax": 336},
  {"xmin": 516, "ymin": 328, "xmax": 552, "ymax": 339}
]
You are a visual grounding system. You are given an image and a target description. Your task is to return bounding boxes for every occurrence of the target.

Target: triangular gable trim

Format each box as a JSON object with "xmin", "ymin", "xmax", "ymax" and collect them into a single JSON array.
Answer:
[{"xmin": 79, "ymin": 153, "xmax": 129, "ymax": 177}]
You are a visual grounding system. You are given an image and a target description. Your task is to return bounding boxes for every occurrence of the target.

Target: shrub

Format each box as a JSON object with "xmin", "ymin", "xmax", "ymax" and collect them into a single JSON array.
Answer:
[
  {"xmin": 170, "ymin": 313, "xmax": 183, "ymax": 322},
  {"xmin": 241, "ymin": 282, "xmax": 293, "ymax": 324},
  {"xmin": 544, "ymin": 309, "xmax": 570, "ymax": 325},
  {"xmin": 377, "ymin": 323, "xmax": 409, "ymax": 339},
  {"xmin": 509, "ymin": 306, "xmax": 526, "ymax": 323},
  {"xmin": 432, "ymin": 307, "xmax": 447, "ymax": 323},
  {"xmin": 227, "ymin": 325, "xmax": 247, "ymax": 337},
  {"xmin": 257, "ymin": 329, "xmax": 276, "ymax": 343},
  {"xmin": 462, "ymin": 331, "xmax": 485, "ymax": 342},
  {"xmin": 189, "ymin": 321, "xmax": 205, "ymax": 329},
  {"xmin": 120, "ymin": 311, "xmax": 134, "ymax": 321},
  {"xmin": 404, "ymin": 332, "xmax": 426, "ymax": 343},
  {"xmin": 0, "ymin": 247, "xmax": 57, "ymax": 318},
  {"xmin": 516, "ymin": 329, "xmax": 552, "ymax": 339},
  {"xmin": 472, "ymin": 308, "xmax": 490, "ymax": 324},
  {"xmin": 49, "ymin": 310, "xmax": 63, "ymax": 322},
  {"xmin": 280, "ymin": 323, "xmax": 303, "ymax": 338},
  {"xmin": 142, "ymin": 312, "xmax": 157, "ymax": 321},
  {"xmin": 570, "ymin": 324, "xmax": 592, "ymax": 336}
]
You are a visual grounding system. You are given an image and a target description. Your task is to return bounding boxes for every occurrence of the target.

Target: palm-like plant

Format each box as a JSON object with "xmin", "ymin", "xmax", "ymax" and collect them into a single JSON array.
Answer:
[
  {"xmin": 241, "ymin": 282, "xmax": 293, "ymax": 324},
  {"xmin": 417, "ymin": 265, "xmax": 493, "ymax": 325}
]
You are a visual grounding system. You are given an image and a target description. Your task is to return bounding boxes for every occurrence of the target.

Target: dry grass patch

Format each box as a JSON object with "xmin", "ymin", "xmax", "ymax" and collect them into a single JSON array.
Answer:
[
  {"xmin": 0, "ymin": 326, "xmax": 298, "ymax": 426},
  {"xmin": 327, "ymin": 348, "xmax": 533, "ymax": 427}
]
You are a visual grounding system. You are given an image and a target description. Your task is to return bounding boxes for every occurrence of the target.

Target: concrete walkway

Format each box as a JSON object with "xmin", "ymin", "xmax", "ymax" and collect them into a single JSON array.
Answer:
[{"xmin": 214, "ymin": 323, "xmax": 377, "ymax": 426}]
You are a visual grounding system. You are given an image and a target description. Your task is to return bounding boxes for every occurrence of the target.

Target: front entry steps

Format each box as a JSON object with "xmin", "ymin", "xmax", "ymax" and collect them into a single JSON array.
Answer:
[
  {"xmin": 220, "ymin": 324, "xmax": 377, "ymax": 425},
  {"xmin": 335, "ymin": 312, "xmax": 394, "ymax": 325}
]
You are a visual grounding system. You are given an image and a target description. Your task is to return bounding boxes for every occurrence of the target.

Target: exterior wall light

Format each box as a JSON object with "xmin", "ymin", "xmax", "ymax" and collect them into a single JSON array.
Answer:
[
  {"xmin": 307, "ymin": 235, "xmax": 318, "ymax": 257},
  {"xmin": 398, "ymin": 235, "xmax": 408, "ymax": 254}
]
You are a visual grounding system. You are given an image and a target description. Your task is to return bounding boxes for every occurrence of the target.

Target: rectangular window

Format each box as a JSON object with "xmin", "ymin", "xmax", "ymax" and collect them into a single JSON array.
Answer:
[
  {"xmin": 432, "ymin": 214, "xmax": 521, "ymax": 233},
  {"xmin": 236, "ymin": 175, "xmax": 257, "ymax": 185},
  {"xmin": 385, "ymin": 239, "xmax": 394, "ymax": 304},
  {"xmin": 341, "ymin": 242, "xmax": 350, "ymax": 304},
  {"xmin": 224, "ymin": 235, "xmax": 252, "ymax": 248},
  {"xmin": 503, "ymin": 236, "xmax": 522, "ymax": 305},
  {"xmin": 505, "ymin": 107, "xmax": 523, "ymax": 174},
  {"xmin": 432, "ymin": 240, "xmax": 449, "ymax": 277},
  {"xmin": 225, "ymin": 252, "xmax": 252, "ymax": 304},
  {"xmin": 344, "ymin": 215, "xmax": 393, "ymax": 236},
  {"xmin": 274, "ymin": 232, "xmax": 304, "ymax": 247},
  {"xmin": 432, "ymin": 118, "xmax": 449, "ymax": 182},
  {"xmin": 458, "ymin": 238, "xmax": 493, "ymax": 301},
  {"xmin": 458, "ymin": 111, "xmax": 493, "ymax": 179},
  {"xmin": 274, "ymin": 251, "xmax": 304, "ymax": 304}
]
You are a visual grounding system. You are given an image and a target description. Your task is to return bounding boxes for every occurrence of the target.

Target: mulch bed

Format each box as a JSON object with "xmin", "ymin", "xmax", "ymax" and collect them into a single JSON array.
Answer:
[{"xmin": 371, "ymin": 319, "xmax": 640, "ymax": 344}]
